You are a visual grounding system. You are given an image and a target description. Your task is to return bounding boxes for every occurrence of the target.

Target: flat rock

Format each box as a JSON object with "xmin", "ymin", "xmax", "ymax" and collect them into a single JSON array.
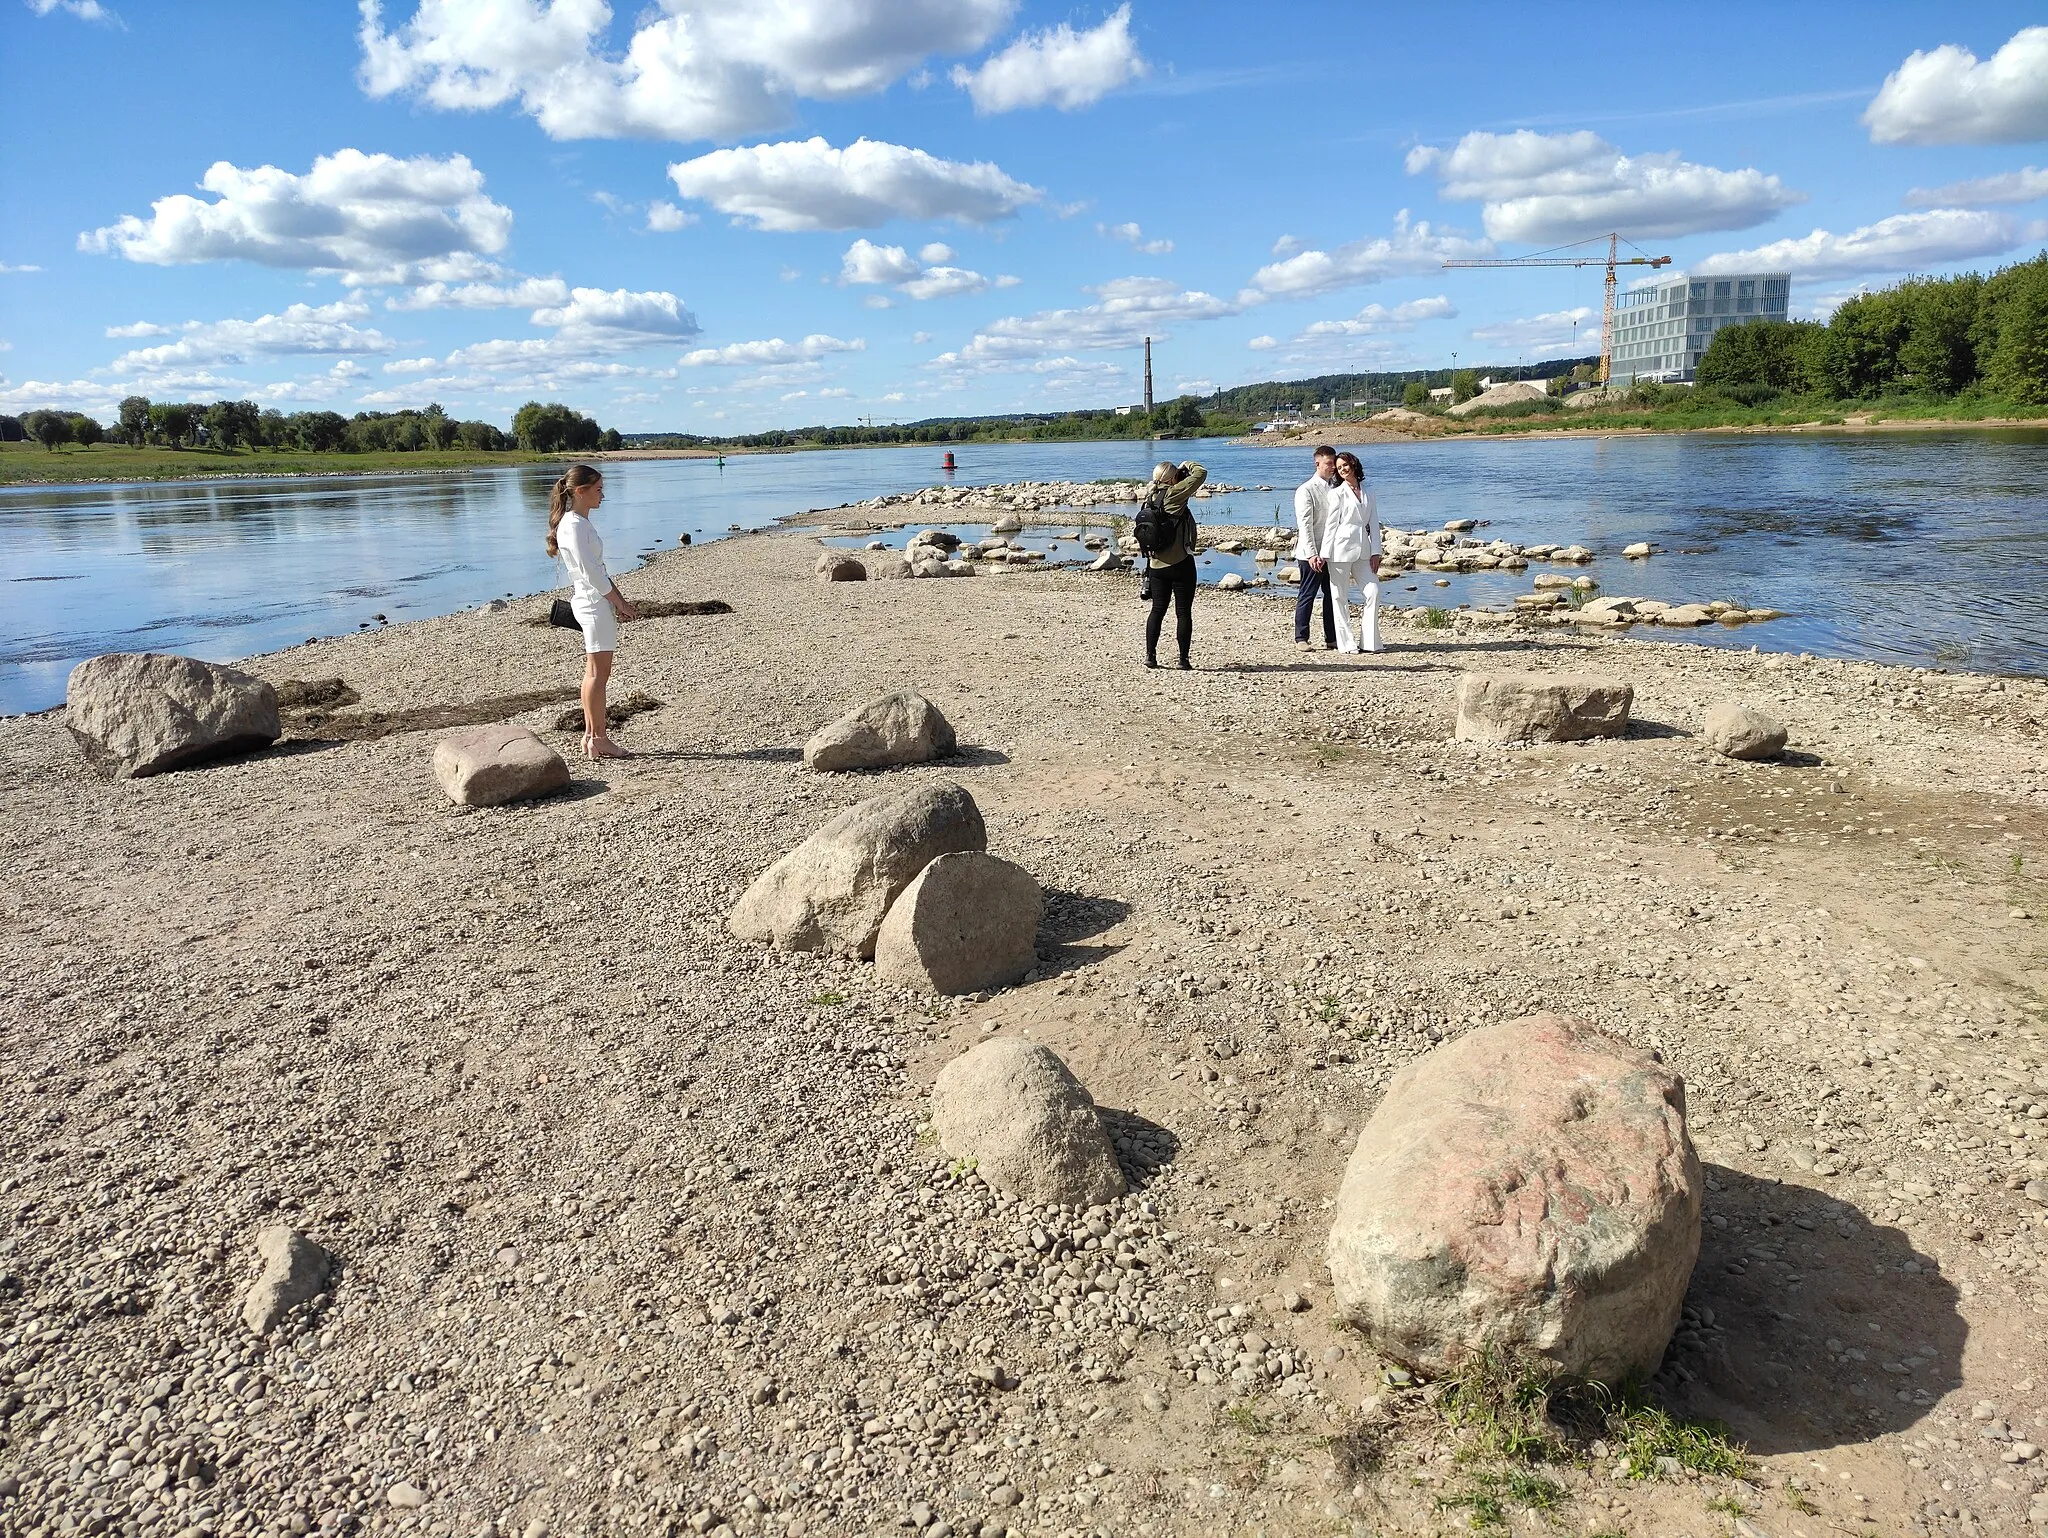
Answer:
[
  {"xmin": 804, "ymin": 691, "xmax": 957, "ymax": 773},
  {"xmin": 1702, "ymin": 702, "xmax": 1788, "ymax": 760},
  {"xmin": 1454, "ymin": 672, "xmax": 1632, "ymax": 743},
  {"xmin": 1326, "ymin": 1013, "xmax": 1701, "ymax": 1382},
  {"xmin": 1217, "ymin": 572, "xmax": 1247, "ymax": 592},
  {"xmin": 815, "ymin": 553, "xmax": 868, "ymax": 582},
  {"xmin": 431, "ymin": 725, "xmax": 570, "ymax": 806},
  {"xmin": 930, "ymin": 1038, "xmax": 1125, "ymax": 1207},
  {"xmin": 1657, "ymin": 603, "xmax": 1714, "ymax": 626},
  {"xmin": 874, "ymin": 851, "xmax": 1043, "ymax": 995},
  {"xmin": 729, "ymin": 780, "xmax": 986, "ymax": 957},
  {"xmin": 242, "ymin": 1226, "xmax": 333, "ymax": 1335},
  {"xmin": 65, "ymin": 652, "xmax": 281, "ymax": 779}
]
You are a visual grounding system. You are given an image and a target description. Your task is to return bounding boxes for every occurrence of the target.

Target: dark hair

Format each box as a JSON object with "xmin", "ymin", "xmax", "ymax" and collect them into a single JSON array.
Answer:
[
  {"xmin": 546, "ymin": 463, "xmax": 603, "ymax": 556},
  {"xmin": 1313, "ymin": 445, "xmax": 1336, "ymax": 459},
  {"xmin": 1335, "ymin": 451, "xmax": 1364, "ymax": 482}
]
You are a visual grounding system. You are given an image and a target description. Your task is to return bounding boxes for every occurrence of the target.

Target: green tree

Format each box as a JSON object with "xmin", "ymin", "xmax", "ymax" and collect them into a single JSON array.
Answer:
[
  {"xmin": 1811, "ymin": 292, "xmax": 1910, "ymax": 398},
  {"xmin": 1451, "ymin": 369, "xmax": 1479, "ymax": 404},
  {"xmin": 600, "ymin": 427, "xmax": 624, "ymax": 451},
  {"xmin": 420, "ymin": 403, "xmax": 455, "ymax": 451},
  {"xmin": 118, "ymin": 395, "xmax": 151, "ymax": 446},
  {"xmin": 1896, "ymin": 274, "xmax": 1983, "ymax": 396},
  {"xmin": 292, "ymin": 411, "xmax": 349, "ymax": 451},
  {"xmin": 456, "ymin": 419, "xmax": 506, "ymax": 451},
  {"xmin": 69, "ymin": 414, "xmax": 104, "ymax": 448},
  {"xmin": 0, "ymin": 415, "xmax": 22, "ymax": 443},
  {"xmin": 1984, "ymin": 258, "xmax": 2048, "ymax": 405},
  {"xmin": 25, "ymin": 410, "xmax": 71, "ymax": 450},
  {"xmin": 204, "ymin": 399, "xmax": 261, "ymax": 449},
  {"xmin": 1402, "ymin": 381, "xmax": 1428, "ymax": 408},
  {"xmin": 149, "ymin": 402, "xmax": 195, "ymax": 446},
  {"xmin": 513, "ymin": 400, "xmax": 603, "ymax": 452},
  {"xmin": 1695, "ymin": 319, "xmax": 1823, "ymax": 396}
]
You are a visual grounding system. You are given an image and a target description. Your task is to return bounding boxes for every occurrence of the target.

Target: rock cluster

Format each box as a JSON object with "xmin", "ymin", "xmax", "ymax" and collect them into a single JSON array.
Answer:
[
  {"xmin": 834, "ymin": 478, "xmax": 1254, "ymax": 517},
  {"xmin": 64, "ymin": 652, "xmax": 281, "ymax": 779},
  {"xmin": 1569, "ymin": 595, "xmax": 1786, "ymax": 628},
  {"xmin": 1381, "ymin": 528, "xmax": 1592, "ymax": 576}
]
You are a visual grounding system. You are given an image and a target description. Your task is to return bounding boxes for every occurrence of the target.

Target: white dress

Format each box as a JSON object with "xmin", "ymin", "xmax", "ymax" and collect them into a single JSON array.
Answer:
[{"xmin": 556, "ymin": 514, "xmax": 618, "ymax": 654}]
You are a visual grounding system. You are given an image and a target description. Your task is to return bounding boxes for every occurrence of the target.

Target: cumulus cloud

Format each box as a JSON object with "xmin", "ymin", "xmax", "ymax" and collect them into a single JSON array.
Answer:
[
  {"xmin": 1296, "ymin": 296, "xmax": 1457, "ymax": 340},
  {"xmin": 952, "ymin": 5, "xmax": 1146, "ymax": 114},
  {"xmin": 530, "ymin": 286, "xmax": 700, "ymax": 345},
  {"xmin": 0, "ymin": 262, "xmax": 42, "ymax": 274},
  {"xmin": 646, "ymin": 199, "xmax": 695, "ymax": 232},
  {"xmin": 1246, "ymin": 335, "xmax": 1276, "ymax": 350},
  {"xmin": 681, "ymin": 334, "xmax": 865, "ymax": 367},
  {"xmin": 1101, "ymin": 220, "xmax": 1171, "ymax": 255},
  {"xmin": 1696, "ymin": 209, "xmax": 2027, "ymax": 280},
  {"xmin": 385, "ymin": 276, "xmax": 571, "ymax": 311},
  {"xmin": 358, "ymin": 0, "xmax": 1013, "ymax": 142},
  {"xmin": 25, "ymin": 0, "xmax": 120, "ymax": 24},
  {"xmin": 667, "ymin": 136, "xmax": 1042, "ymax": 232},
  {"xmin": 1406, "ymin": 130, "xmax": 1803, "ymax": 244},
  {"xmin": 78, "ymin": 149, "xmax": 512, "ymax": 286},
  {"xmin": 1468, "ymin": 306, "xmax": 1599, "ymax": 359},
  {"xmin": 1248, "ymin": 212, "xmax": 1491, "ymax": 301},
  {"xmin": 838, "ymin": 237, "xmax": 1015, "ymax": 300},
  {"xmin": 1863, "ymin": 27, "xmax": 2048, "ymax": 145},
  {"xmin": 1906, "ymin": 166, "xmax": 2048, "ymax": 208},
  {"xmin": 108, "ymin": 301, "xmax": 396, "ymax": 373},
  {"xmin": 105, "ymin": 320, "xmax": 172, "ymax": 338},
  {"xmin": 932, "ymin": 276, "xmax": 1241, "ymax": 370}
]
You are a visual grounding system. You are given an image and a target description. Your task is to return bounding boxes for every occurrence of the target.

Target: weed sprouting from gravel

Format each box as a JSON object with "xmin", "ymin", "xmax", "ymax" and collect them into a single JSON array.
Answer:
[
  {"xmin": 1440, "ymin": 1347, "xmax": 1567, "ymax": 1463},
  {"xmin": 1224, "ymin": 1401, "xmax": 1272, "ymax": 1436},
  {"xmin": 1318, "ymin": 1418, "xmax": 1388, "ymax": 1481},
  {"xmin": 1436, "ymin": 1468, "xmax": 1566, "ymax": 1533},
  {"xmin": 808, "ymin": 990, "xmax": 847, "ymax": 1007},
  {"xmin": 1604, "ymin": 1395, "xmax": 1748, "ymax": 1480},
  {"xmin": 1421, "ymin": 606, "xmax": 1452, "ymax": 629}
]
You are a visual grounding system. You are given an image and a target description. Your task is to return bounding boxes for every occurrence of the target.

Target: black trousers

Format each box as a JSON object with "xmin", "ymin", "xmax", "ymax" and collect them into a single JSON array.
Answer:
[
  {"xmin": 1145, "ymin": 556, "xmax": 1197, "ymax": 663},
  {"xmin": 1294, "ymin": 559, "xmax": 1338, "ymax": 644}
]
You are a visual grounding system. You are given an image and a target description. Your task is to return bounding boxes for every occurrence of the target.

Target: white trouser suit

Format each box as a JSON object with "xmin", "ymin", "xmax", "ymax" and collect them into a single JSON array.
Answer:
[{"xmin": 1320, "ymin": 481, "xmax": 1382, "ymax": 653}]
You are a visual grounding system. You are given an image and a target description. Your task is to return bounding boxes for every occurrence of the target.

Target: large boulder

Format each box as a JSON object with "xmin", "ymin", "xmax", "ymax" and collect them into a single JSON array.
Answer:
[
  {"xmin": 431, "ymin": 725, "xmax": 570, "ymax": 806},
  {"xmin": 930, "ymin": 1038, "xmax": 1125, "ymax": 1207},
  {"xmin": 65, "ymin": 653, "xmax": 281, "ymax": 779},
  {"xmin": 804, "ymin": 691, "xmax": 956, "ymax": 772},
  {"xmin": 1701, "ymin": 702, "xmax": 1788, "ymax": 760},
  {"xmin": 875, "ymin": 852, "xmax": 1043, "ymax": 995},
  {"xmin": 1326, "ymin": 1013, "xmax": 1700, "ymax": 1383},
  {"xmin": 729, "ymin": 781, "xmax": 985, "ymax": 957},
  {"xmin": 815, "ymin": 553, "xmax": 868, "ymax": 583},
  {"xmin": 1454, "ymin": 672, "xmax": 1632, "ymax": 744}
]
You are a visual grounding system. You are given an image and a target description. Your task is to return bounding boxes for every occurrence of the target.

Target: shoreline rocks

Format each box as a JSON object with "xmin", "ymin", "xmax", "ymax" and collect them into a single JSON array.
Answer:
[{"xmin": 64, "ymin": 652, "xmax": 281, "ymax": 779}]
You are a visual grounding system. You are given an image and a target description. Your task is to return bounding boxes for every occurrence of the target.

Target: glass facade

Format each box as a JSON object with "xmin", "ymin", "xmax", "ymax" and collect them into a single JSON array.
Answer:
[{"xmin": 1609, "ymin": 270, "xmax": 1790, "ymax": 384}]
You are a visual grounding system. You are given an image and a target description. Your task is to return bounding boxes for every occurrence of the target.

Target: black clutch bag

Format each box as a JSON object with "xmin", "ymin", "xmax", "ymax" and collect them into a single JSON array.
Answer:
[{"xmin": 548, "ymin": 598, "xmax": 581, "ymax": 631}]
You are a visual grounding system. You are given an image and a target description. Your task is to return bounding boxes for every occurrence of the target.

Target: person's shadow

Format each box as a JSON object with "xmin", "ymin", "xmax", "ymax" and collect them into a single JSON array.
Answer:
[{"xmin": 1651, "ymin": 1164, "xmax": 1966, "ymax": 1453}]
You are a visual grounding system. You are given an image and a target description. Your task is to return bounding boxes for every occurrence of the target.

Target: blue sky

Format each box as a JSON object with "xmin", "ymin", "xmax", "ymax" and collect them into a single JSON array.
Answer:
[{"xmin": 3, "ymin": 2, "xmax": 2046, "ymax": 434}]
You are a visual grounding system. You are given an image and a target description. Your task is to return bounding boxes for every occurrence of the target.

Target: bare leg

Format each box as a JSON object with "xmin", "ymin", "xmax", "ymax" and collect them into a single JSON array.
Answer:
[{"xmin": 583, "ymin": 651, "xmax": 631, "ymax": 758}]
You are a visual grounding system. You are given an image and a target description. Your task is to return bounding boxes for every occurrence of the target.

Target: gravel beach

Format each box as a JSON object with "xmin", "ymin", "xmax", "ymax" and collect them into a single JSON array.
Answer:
[{"xmin": 3, "ymin": 523, "xmax": 2045, "ymax": 1538}]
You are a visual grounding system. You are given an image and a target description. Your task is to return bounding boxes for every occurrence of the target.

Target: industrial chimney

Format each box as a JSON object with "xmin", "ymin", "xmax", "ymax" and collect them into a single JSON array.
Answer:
[{"xmin": 1143, "ymin": 336, "xmax": 1153, "ymax": 414}]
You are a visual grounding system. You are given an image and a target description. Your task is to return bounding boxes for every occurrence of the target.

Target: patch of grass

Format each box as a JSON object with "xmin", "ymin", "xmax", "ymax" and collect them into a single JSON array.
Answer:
[
  {"xmin": 1440, "ymin": 1347, "xmax": 1567, "ymax": 1464},
  {"xmin": 808, "ymin": 991, "xmax": 848, "ymax": 1007},
  {"xmin": 1785, "ymin": 1490, "xmax": 1820, "ymax": 1516},
  {"xmin": 1316, "ymin": 1420, "xmax": 1387, "ymax": 1482},
  {"xmin": 1602, "ymin": 1392, "xmax": 1749, "ymax": 1481},
  {"xmin": 1315, "ymin": 995, "xmax": 1345, "ymax": 1026},
  {"xmin": 2014, "ymin": 853, "xmax": 2026, "ymax": 878},
  {"xmin": 1223, "ymin": 1402, "xmax": 1271, "ymax": 1436},
  {"xmin": 1421, "ymin": 606, "xmax": 1453, "ymax": 630},
  {"xmin": 1436, "ymin": 1469, "xmax": 1566, "ymax": 1533},
  {"xmin": 1707, "ymin": 1493, "xmax": 1751, "ymax": 1517},
  {"xmin": 0, "ymin": 438, "xmax": 553, "ymax": 485}
]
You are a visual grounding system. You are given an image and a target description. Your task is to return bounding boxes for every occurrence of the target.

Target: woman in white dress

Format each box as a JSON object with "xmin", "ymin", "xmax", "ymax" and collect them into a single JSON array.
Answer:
[
  {"xmin": 545, "ymin": 464, "xmax": 639, "ymax": 759},
  {"xmin": 1321, "ymin": 451, "xmax": 1382, "ymax": 655}
]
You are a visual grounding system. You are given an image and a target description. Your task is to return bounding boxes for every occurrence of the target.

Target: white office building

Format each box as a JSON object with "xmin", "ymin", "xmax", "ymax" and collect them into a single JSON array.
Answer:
[{"xmin": 1609, "ymin": 271, "xmax": 1791, "ymax": 384}]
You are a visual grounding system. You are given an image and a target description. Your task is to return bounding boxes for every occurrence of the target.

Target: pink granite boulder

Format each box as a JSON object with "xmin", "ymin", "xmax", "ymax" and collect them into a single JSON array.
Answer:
[{"xmin": 1325, "ymin": 1013, "xmax": 1701, "ymax": 1382}]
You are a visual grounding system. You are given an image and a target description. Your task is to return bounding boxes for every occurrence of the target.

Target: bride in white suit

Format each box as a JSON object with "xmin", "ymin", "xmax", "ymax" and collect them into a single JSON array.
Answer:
[{"xmin": 1321, "ymin": 451, "xmax": 1383, "ymax": 654}]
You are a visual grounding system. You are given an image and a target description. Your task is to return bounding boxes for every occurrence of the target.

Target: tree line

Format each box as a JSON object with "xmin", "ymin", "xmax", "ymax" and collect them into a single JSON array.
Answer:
[
  {"xmin": 0, "ymin": 398, "xmax": 625, "ymax": 454},
  {"xmin": 1694, "ymin": 252, "xmax": 2048, "ymax": 405},
  {"xmin": 646, "ymin": 394, "xmax": 1241, "ymax": 451}
]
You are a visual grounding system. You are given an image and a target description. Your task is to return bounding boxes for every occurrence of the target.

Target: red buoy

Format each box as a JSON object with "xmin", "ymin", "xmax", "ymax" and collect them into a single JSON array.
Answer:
[{"xmin": 942, "ymin": 451, "xmax": 957, "ymax": 472}]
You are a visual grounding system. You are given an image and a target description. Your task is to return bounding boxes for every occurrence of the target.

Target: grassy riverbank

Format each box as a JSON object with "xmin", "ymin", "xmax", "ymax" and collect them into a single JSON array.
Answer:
[{"xmin": 0, "ymin": 439, "xmax": 559, "ymax": 486}]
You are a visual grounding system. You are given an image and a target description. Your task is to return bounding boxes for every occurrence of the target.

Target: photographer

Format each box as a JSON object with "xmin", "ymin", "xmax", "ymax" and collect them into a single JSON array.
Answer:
[{"xmin": 1137, "ymin": 458, "xmax": 1207, "ymax": 670}]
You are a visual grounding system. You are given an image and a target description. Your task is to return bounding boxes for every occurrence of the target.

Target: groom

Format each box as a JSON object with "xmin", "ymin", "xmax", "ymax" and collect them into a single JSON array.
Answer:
[{"xmin": 1292, "ymin": 444, "xmax": 1339, "ymax": 650}]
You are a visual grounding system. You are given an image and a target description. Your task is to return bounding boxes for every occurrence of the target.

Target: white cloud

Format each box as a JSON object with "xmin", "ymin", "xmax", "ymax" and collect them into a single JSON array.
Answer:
[
  {"xmin": 682, "ymin": 334, "xmax": 865, "ymax": 367},
  {"xmin": 384, "ymin": 356, "xmax": 441, "ymax": 374},
  {"xmin": 529, "ymin": 286, "xmax": 700, "ymax": 345},
  {"xmin": 261, "ymin": 360, "xmax": 374, "ymax": 404},
  {"xmin": 105, "ymin": 321, "xmax": 172, "ymax": 338},
  {"xmin": 839, "ymin": 237, "xmax": 1013, "ymax": 300},
  {"xmin": 646, "ymin": 199, "xmax": 695, "ymax": 232},
  {"xmin": 1247, "ymin": 334, "xmax": 1276, "ymax": 350},
  {"xmin": 25, "ymin": 0, "xmax": 120, "ymax": 24},
  {"xmin": 385, "ymin": 276, "xmax": 571, "ymax": 311},
  {"xmin": 1406, "ymin": 129, "xmax": 1803, "ymax": 244},
  {"xmin": 1297, "ymin": 296, "xmax": 1457, "ymax": 340},
  {"xmin": 918, "ymin": 242, "xmax": 954, "ymax": 264},
  {"xmin": 1906, "ymin": 166, "xmax": 2048, "ymax": 208},
  {"xmin": 108, "ymin": 301, "xmax": 396, "ymax": 372},
  {"xmin": 1696, "ymin": 209, "xmax": 2026, "ymax": 280},
  {"xmin": 1863, "ymin": 27, "xmax": 2048, "ymax": 145},
  {"xmin": 840, "ymin": 238, "xmax": 922, "ymax": 286},
  {"xmin": 933, "ymin": 276, "xmax": 1241, "ymax": 370},
  {"xmin": 78, "ymin": 149, "xmax": 512, "ymax": 286},
  {"xmin": 817, "ymin": 387, "xmax": 853, "ymax": 399},
  {"xmin": 1269, "ymin": 234, "xmax": 1303, "ymax": 257},
  {"xmin": 358, "ymin": 0, "xmax": 1013, "ymax": 142},
  {"xmin": 911, "ymin": 331, "xmax": 933, "ymax": 345},
  {"xmin": 1249, "ymin": 211, "xmax": 1492, "ymax": 300},
  {"xmin": 668, "ymin": 136, "xmax": 1041, "ymax": 232},
  {"xmin": 952, "ymin": 4, "xmax": 1146, "ymax": 113},
  {"xmin": 0, "ymin": 262, "xmax": 42, "ymax": 274},
  {"xmin": 779, "ymin": 266, "xmax": 802, "ymax": 282},
  {"xmin": 1468, "ymin": 306, "xmax": 1599, "ymax": 359},
  {"xmin": 1101, "ymin": 220, "xmax": 1172, "ymax": 255}
]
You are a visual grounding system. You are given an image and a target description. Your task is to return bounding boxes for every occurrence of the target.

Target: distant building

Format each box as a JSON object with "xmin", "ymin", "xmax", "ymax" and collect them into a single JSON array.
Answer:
[
  {"xmin": 1427, "ymin": 386, "xmax": 1453, "ymax": 402},
  {"xmin": 1609, "ymin": 271, "xmax": 1791, "ymax": 384}
]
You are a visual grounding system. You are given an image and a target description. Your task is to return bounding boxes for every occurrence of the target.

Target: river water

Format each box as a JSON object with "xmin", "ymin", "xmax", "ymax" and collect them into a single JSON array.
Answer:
[{"xmin": 4, "ymin": 430, "xmax": 2045, "ymax": 715}]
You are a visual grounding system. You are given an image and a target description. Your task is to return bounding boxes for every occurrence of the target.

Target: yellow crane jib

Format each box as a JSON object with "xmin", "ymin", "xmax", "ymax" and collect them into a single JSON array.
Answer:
[{"xmin": 1444, "ymin": 233, "xmax": 1672, "ymax": 387}]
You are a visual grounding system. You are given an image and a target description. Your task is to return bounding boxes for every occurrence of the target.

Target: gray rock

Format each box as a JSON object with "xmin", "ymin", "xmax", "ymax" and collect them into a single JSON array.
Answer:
[
  {"xmin": 241, "ymin": 1226, "xmax": 333, "ymax": 1335},
  {"xmin": 930, "ymin": 1038, "xmax": 1125, "ymax": 1207},
  {"xmin": 815, "ymin": 553, "xmax": 868, "ymax": 583},
  {"xmin": 804, "ymin": 692, "xmax": 957, "ymax": 773},
  {"xmin": 1454, "ymin": 672, "xmax": 1633, "ymax": 744},
  {"xmin": 432, "ymin": 725, "xmax": 570, "ymax": 806},
  {"xmin": 729, "ymin": 781, "xmax": 986, "ymax": 957},
  {"xmin": 873, "ymin": 851, "xmax": 1043, "ymax": 995},
  {"xmin": 1326, "ymin": 1013, "xmax": 1701, "ymax": 1383},
  {"xmin": 64, "ymin": 653, "xmax": 281, "ymax": 779},
  {"xmin": 1702, "ymin": 702, "xmax": 1788, "ymax": 760},
  {"xmin": 386, "ymin": 1483, "xmax": 427, "ymax": 1509}
]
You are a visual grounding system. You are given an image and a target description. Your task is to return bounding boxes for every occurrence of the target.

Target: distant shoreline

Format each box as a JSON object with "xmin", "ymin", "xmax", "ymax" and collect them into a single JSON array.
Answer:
[{"xmin": 1236, "ymin": 412, "xmax": 2048, "ymax": 448}]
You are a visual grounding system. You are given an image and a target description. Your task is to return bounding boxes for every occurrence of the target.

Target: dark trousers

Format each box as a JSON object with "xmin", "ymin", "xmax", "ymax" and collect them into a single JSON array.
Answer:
[
  {"xmin": 1294, "ymin": 559, "xmax": 1338, "ymax": 645},
  {"xmin": 1144, "ymin": 556, "xmax": 1197, "ymax": 664}
]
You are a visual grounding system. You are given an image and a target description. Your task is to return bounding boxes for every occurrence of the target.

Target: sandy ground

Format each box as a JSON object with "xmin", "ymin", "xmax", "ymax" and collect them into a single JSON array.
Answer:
[{"xmin": 2, "ymin": 527, "xmax": 2046, "ymax": 1538}]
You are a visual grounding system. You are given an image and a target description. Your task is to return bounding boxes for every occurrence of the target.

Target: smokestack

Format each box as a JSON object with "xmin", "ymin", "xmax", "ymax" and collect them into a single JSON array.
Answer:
[{"xmin": 1143, "ymin": 336, "xmax": 1153, "ymax": 413}]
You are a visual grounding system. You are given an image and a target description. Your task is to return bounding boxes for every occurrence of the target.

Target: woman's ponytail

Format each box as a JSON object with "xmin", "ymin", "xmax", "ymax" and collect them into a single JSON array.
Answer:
[{"xmin": 545, "ymin": 462, "xmax": 602, "ymax": 556}]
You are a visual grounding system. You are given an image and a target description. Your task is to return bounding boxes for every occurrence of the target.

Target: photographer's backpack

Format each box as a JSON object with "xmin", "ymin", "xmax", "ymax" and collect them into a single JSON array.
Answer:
[{"xmin": 1135, "ymin": 484, "xmax": 1180, "ymax": 557}]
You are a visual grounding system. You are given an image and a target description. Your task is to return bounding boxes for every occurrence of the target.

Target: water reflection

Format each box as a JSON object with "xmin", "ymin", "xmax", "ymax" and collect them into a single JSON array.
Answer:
[{"xmin": 3, "ymin": 429, "xmax": 2046, "ymax": 713}]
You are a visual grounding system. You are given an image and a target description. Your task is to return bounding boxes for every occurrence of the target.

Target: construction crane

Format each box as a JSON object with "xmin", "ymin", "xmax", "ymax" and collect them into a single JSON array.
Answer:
[{"xmin": 1443, "ymin": 233, "xmax": 1671, "ymax": 386}]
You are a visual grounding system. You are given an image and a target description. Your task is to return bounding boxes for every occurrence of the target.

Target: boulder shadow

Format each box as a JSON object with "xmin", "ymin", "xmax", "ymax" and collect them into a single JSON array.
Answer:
[
  {"xmin": 1623, "ymin": 717, "xmax": 1688, "ymax": 740},
  {"xmin": 1041, "ymin": 889, "xmax": 1132, "ymax": 943},
  {"xmin": 1098, "ymin": 1106, "xmax": 1179, "ymax": 1188},
  {"xmin": 1650, "ymin": 1163, "xmax": 1966, "ymax": 1456}
]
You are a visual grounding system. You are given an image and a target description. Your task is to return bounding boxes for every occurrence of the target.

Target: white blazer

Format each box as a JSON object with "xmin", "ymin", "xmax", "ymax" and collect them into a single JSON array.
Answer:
[
  {"xmin": 1292, "ymin": 474, "xmax": 1334, "ymax": 562},
  {"xmin": 1320, "ymin": 483, "xmax": 1381, "ymax": 564}
]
